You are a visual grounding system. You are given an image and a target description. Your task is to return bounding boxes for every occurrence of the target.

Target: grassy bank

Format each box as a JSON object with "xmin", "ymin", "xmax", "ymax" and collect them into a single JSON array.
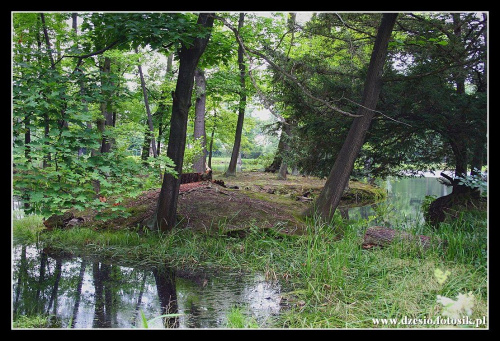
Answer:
[{"xmin": 13, "ymin": 204, "xmax": 487, "ymax": 328}]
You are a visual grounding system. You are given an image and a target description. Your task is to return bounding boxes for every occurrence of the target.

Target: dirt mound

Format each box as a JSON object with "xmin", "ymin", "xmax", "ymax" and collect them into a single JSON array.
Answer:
[
  {"xmin": 177, "ymin": 182, "xmax": 304, "ymax": 234},
  {"xmin": 57, "ymin": 172, "xmax": 383, "ymax": 235},
  {"xmin": 83, "ymin": 181, "xmax": 306, "ymax": 234}
]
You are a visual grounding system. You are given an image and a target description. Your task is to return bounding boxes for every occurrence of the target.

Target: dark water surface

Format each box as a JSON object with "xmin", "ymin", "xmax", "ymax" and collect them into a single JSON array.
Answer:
[{"xmin": 12, "ymin": 244, "xmax": 284, "ymax": 329}]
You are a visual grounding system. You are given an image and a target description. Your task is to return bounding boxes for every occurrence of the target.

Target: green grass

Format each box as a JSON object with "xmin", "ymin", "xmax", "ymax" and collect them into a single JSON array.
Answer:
[
  {"xmin": 225, "ymin": 307, "xmax": 259, "ymax": 328},
  {"xmin": 210, "ymin": 156, "xmax": 269, "ymax": 172},
  {"xmin": 13, "ymin": 314, "xmax": 51, "ymax": 328},
  {"xmin": 13, "ymin": 205, "xmax": 487, "ymax": 329},
  {"xmin": 12, "ymin": 315, "xmax": 50, "ymax": 329},
  {"xmin": 12, "ymin": 214, "xmax": 45, "ymax": 245}
]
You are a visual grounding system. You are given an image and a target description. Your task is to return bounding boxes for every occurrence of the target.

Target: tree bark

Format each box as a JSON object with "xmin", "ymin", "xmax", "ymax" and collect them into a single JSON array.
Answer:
[
  {"xmin": 156, "ymin": 53, "xmax": 174, "ymax": 155},
  {"xmin": 155, "ymin": 13, "xmax": 214, "ymax": 232},
  {"xmin": 207, "ymin": 108, "xmax": 217, "ymax": 170},
  {"xmin": 141, "ymin": 124, "xmax": 153, "ymax": 162},
  {"xmin": 265, "ymin": 122, "xmax": 285, "ymax": 173},
  {"xmin": 277, "ymin": 122, "xmax": 292, "ymax": 180},
  {"xmin": 193, "ymin": 67, "xmax": 207, "ymax": 173},
  {"xmin": 306, "ymin": 13, "xmax": 398, "ymax": 222},
  {"xmin": 40, "ymin": 13, "xmax": 53, "ymax": 168},
  {"xmin": 136, "ymin": 47, "xmax": 157, "ymax": 158},
  {"xmin": 98, "ymin": 56, "xmax": 114, "ymax": 154},
  {"xmin": 225, "ymin": 13, "xmax": 247, "ymax": 177}
]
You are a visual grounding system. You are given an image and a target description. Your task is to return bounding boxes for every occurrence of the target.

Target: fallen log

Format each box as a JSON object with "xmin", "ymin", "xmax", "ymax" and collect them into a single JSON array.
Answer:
[
  {"xmin": 43, "ymin": 212, "xmax": 84, "ymax": 230},
  {"xmin": 180, "ymin": 169, "xmax": 213, "ymax": 184},
  {"xmin": 362, "ymin": 226, "xmax": 446, "ymax": 250},
  {"xmin": 296, "ymin": 196, "xmax": 313, "ymax": 202}
]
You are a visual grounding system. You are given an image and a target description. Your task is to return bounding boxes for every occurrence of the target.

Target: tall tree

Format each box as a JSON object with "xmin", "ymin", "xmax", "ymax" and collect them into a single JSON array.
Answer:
[
  {"xmin": 154, "ymin": 13, "xmax": 215, "ymax": 232},
  {"xmin": 193, "ymin": 67, "xmax": 207, "ymax": 173},
  {"xmin": 136, "ymin": 47, "xmax": 158, "ymax": 161},
  {"xmin": 306, "ymin": 13, "xmax": 398, "ymax": 222},
  {"xmin": 225, "ymin": 13, "xmax": 247, "ymax": 177}
]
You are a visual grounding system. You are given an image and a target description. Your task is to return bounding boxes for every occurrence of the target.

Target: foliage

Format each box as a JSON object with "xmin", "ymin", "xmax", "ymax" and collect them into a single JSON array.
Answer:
[
  {"xmin": 12, "ymin": 12, "xmax": 178, "ymax": 220},
  {"xmin": 138, "ymin": 310, "xmax": 183, "ymax": 329},
  {"xmin": 263, "ymin": 13, "xmax": 486, "ymax": 180},
  {"xmin": 12, "ymin": 214, "xmax": 45, "ymax": 245},
  {"xmin": 13, "ymin": 314, "xmax": 51, "ymax": 328},
  {"xmin": 435, "ymin": 268, "xmax": 478, "ymax": 327},
  {"xmin": 12, "ymin": 11, "xmax": 486, "ymax": 223},
  {"xmin": 12, "ymin": 12, "xmax": 488, "ymax": 330},
  {"xmin": 454, "ymin": 169, "xmax": 487, "ymax": 195},
  {"xmin": 182, "ymin": 136, "xmax": 204, "ymax": 172}
]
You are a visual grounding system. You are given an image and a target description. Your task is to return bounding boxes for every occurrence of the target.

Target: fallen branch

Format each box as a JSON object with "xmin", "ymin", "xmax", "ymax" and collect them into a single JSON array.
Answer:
[{"xmin": 362, "ymin": 226, "xmax": 446, "ymax": 250}]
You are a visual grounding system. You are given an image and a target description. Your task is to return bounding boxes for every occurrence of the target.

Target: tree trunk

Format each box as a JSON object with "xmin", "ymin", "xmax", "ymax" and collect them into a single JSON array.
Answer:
[
  {"xmin": 305, "ymin": 13, "xmax": 398, "ymax": 222},
  {"xmin": 156, "ymin": 53, "xmax": 174, "ymax": 155},
  {"xmin": 98, "ymin": 56, "xmax": 114, "ymax": 154},
  {"xmin": 277, "ymin": 122, "xmax": 292, "ymax": 180},
  {"xmin": 193, "ymin": 67, "xmax": 207, "ymax": 173},
  {"xmin": 207, "ymin": 108, "xmax": 217, "ymax": 170},
  {"xmin": 155, "ymin": 13, "xmax": 214, "ymax": 232},
  {"xmin": 136, "ymin": 47, "xmax": 157, "ymax": 158},
  {"xmin": 141, "ymin": 124, "xmax": 153, "ymax": 162},
  {"xmin": 265, "ymin": 122, "xmax": 285, "ymax": 173},
  {"xmin": 40, "ymin": 13, "xmax": 53, "ymax": 168},
  {"xmin": 225, "ymin": 13, "xmax": 247, "ymax": 177}
]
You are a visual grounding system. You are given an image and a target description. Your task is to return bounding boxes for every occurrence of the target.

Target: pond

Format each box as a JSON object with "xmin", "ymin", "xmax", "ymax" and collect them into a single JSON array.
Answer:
[
  {"xmin": 12, "ymin": 244, "xmax": 284, "ymax": 329},
  {"xmin": 343, "ymin": 173, "xmax": 450, "ymax": 227},
  {"xmin": 12, "ymin": 173, "xmax": 451, "ymax": 329}
]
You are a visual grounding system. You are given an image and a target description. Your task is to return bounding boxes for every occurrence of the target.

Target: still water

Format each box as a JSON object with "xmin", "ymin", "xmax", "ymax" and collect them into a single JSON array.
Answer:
[
  {"xmin": 343, "ymin": 174, "xmax": 450, "ymax": 227},
  {"xmin": 12, "ymin": 244, "xmax": 283, "ymax": 329},
  {"xmin": 12, "ymin": 174, "xmax": 450, "ymax": 328}
]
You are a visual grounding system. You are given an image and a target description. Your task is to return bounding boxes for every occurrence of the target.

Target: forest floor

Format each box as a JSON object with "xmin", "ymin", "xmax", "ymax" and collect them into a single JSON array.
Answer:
[{"xmin": 80, "ymin": 171, "xmax": 386, "ymax": 235}]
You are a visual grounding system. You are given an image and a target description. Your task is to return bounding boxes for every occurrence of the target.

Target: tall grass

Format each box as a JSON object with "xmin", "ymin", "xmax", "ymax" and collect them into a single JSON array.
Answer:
[
  {"xmin": 275, "ymin": 208, "xmax": 487, "ymax": 328},
  {"xmin": 12, "ymin": 205, "xmax": 487, "ymax": 329},
  {"xmin": 12, "ymin": 214, "xmax": 45, "ymax": 245}
]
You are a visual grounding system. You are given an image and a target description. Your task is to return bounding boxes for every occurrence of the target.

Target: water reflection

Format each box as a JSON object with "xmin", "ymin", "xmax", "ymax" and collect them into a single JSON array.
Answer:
[
  {"xmin": 12, "ymin": 245, "xmax": 284, "ymax": 329},
  {"xmin": 343, "ymin": 176, "xmax": 450, "ymax": 226}
]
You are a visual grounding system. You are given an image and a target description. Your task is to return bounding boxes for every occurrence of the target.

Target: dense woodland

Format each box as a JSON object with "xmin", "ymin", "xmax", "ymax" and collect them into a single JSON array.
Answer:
[{"xmin": 12, "ymin": 12, "xmax": 487, "ymax": 231}]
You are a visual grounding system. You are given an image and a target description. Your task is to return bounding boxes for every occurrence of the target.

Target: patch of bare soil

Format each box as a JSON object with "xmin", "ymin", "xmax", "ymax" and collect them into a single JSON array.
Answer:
[
  {"xmin": 81, "ymin": 179, "xmax": 306, "ymax": 234},
  {"xmin": 176, "ymin": 182, "xmax": 305, "ymax": 235},
  {"xmin": 71, "ymin": 172, "xmax": 384, "ymax": 235}
]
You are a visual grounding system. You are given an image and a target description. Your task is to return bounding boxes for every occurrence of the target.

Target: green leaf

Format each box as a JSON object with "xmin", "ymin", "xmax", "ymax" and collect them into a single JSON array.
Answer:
[
  {"xmin": 140, "ymin": 310, "xmax": 149, "ymax": 328},
  {"xmin": 30, "ymin": 192, "xmax": 44, "ymax": 203},
  {"xmin": 75, "ymin": 195, "xmax": 87, "ymax": 202},
  {"xmin": 100, "ymin": 166, "xmax": 112, "ymax": 174}
]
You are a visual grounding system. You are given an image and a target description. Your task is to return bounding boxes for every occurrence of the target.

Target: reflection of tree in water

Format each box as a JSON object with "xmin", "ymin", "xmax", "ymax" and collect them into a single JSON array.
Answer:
[
  {"xmin": 152, "ymin": 267, "xmax": 179, "ymax": 328},
  {"xmin": 92, "ymin": 262, "xmax": 112, "ymax": 328},
  {"xmin": 71, "ymin": 259, "xmax": 87, "ymax": 328},
  {"xmin": 12, "ymin": 246, "xmax": 279, "ymax": 328},
  {"xmin": 13, "ymin": 247, "xmax": 69, "ymax": 327}
]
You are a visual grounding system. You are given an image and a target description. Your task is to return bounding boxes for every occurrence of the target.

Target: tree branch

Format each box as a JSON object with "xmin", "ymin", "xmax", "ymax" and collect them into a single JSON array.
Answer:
[
  {"xmin": 54, "ymin": 40, "xmax": 122, "ymax": 67},
  {"xmin": 340, "ymin": 96, "xmax": 412, "ymax": 127},
  {"xmin": 214, "ymin": 14, "xmax": 363, "ymax": 118}
]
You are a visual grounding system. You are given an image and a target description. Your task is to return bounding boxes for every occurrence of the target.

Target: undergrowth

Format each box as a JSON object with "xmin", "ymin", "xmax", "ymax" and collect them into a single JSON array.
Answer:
[{"xmin": 12, "ymin": 204, "xmax": 487, "ymax": 329}]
